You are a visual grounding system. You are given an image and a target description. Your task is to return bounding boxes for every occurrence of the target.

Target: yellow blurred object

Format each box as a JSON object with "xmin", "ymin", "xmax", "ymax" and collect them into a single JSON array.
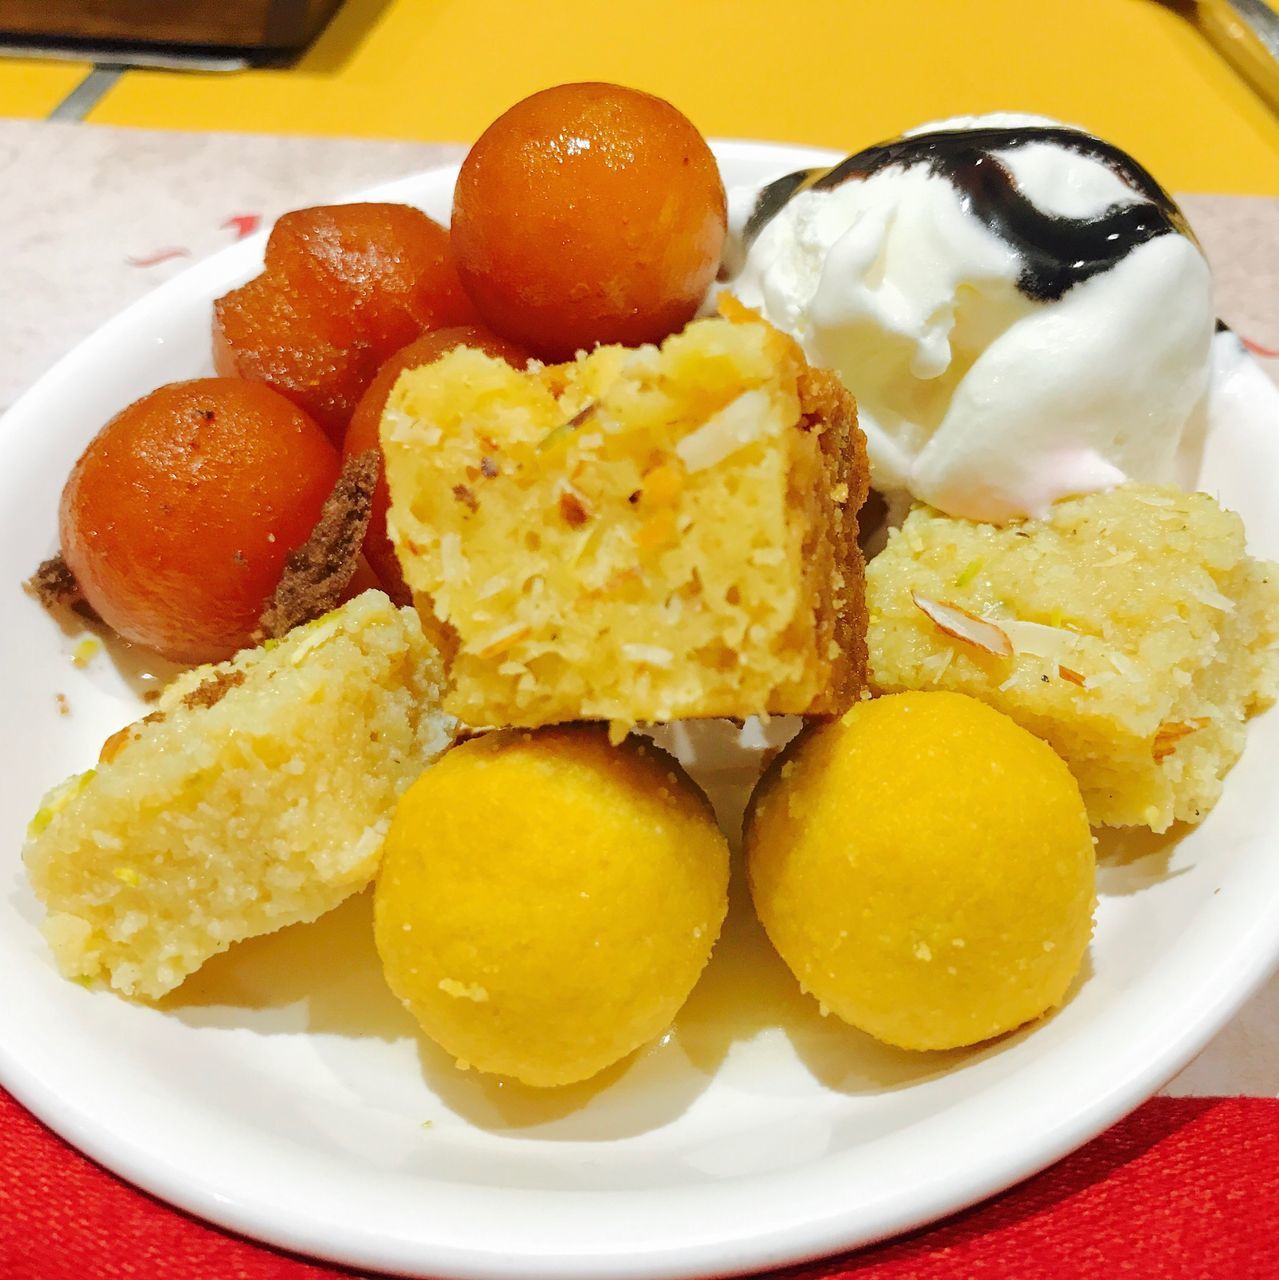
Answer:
[
  {"xmin": 745, "ymin": 691, "xmax": 1095, "ymax": 1051},
  {"xmin": 0, "ymin": 0, "xmax": 1264, "ymax": 193},
  {"xmin": 1192, "ymin": 0, "xmax": 1279, "ymax": 114},
  {"xmin": 373, "ymin": 726, "xmax": 730, "ymax": 1087},
  {"xmin": 0, "ymin": 58, "xmax": 93, "ymax": 117}
]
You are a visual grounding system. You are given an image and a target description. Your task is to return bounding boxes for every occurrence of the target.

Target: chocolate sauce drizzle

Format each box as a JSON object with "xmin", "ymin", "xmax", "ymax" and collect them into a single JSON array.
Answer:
[{"xmin": 741, "ymin": 125, "xmax": 1193, "ymax": 303}]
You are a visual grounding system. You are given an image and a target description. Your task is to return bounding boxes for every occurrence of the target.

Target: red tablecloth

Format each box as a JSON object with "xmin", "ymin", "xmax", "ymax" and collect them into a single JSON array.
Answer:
[{"xmin": 3, "ymin": 1090, "xmax": 1277, "ymax": 1279}]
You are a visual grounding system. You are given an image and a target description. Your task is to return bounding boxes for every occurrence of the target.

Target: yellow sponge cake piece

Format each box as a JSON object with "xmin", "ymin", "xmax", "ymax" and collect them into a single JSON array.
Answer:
[
  {"xmin": 24, "ymin": 591, "xmax": 454, "ymax": 998},
  {"xmin": 381, "ymin": 306, "xmax": 869, "ymax": 728}
]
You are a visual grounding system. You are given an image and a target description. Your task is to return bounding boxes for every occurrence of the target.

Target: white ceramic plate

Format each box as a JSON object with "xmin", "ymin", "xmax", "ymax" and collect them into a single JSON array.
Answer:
[{"xmin": 2, "ymin": 142, "xmax": 1278, "ymax": 1280}]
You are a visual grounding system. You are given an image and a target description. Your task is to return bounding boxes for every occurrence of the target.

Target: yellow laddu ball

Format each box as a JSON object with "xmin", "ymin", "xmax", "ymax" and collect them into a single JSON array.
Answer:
[
  {"xmin": 375, "ymin": 725, "xmax": 730, "ymax": 1086},
  {"xmin": 746, "ymin": 691, "xmax": 1095, "ymax": 1050}
]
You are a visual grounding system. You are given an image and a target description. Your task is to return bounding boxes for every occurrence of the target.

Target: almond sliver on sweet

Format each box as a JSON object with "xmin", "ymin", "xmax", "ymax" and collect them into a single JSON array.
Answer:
[
  {"xmin": 998, "ymin": 619, "xmax": 1094, "ymax": 687},
  {"xmin": 911, "ymin": 592, "xmax": 1013, "ymax": 659},
  {"xmin": 1152, "ymin": 717, "xmax": 1211, "ymax": 761}
]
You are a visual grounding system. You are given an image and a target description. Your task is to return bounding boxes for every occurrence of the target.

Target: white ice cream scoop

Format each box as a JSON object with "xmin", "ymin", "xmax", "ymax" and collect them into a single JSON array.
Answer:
[{"xmin": 726, "ymin": 114, "xmax": 1215, "ymax": 522}]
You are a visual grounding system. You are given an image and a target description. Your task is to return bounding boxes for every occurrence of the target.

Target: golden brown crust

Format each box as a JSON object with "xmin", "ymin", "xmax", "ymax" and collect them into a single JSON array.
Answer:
[
  {"xmin": 25, "ymin": 553, "xmax": 82, "ymax": 609},
  {"xmin": 180, "ymin": 667, "xmax": 247, "ymax": 712},
  {"xmin": 258, "ymin": 449, "xmax": 379, "ymax": 640},
  {"xmin": 792, "ymin": 364, "xmax": 869, "ymax": 717}
]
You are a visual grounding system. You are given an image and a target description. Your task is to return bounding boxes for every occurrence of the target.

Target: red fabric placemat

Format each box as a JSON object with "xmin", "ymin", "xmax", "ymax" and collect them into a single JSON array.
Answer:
[{"xmin": 2, "ymin": 1090, "xmax": 1277, "ymax": 1279}]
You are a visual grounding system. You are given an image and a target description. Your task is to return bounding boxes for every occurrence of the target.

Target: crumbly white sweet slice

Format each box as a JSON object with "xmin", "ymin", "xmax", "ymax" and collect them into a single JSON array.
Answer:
[
  {"xmin": 867, "ymin": 486, "xmax": 1279, "ymax": 831},
  {"xmin": 25, "ymin": 591, "xmax": 454, "ymax": 998}
]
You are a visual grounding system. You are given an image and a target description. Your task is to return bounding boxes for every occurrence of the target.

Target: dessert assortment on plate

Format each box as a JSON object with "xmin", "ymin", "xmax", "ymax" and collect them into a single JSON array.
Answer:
[{"xmin": 20, "ymin": 85, "xmax": 1279, "ymax": 1088}]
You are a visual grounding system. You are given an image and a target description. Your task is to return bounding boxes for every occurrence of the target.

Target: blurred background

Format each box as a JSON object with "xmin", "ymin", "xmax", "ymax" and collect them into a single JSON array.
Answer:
[{"xmin": 1, "ymin": 0, "xmax": 1277, "ymax": 193}]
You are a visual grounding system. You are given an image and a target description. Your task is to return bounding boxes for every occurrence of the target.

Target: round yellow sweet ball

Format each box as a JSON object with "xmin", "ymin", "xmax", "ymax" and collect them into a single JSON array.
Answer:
[
  {"xmin": 745, "ymin": 691, "xmax": 1095, "ymax": 1051},
  {"xmin": 374, "ymin": 725, "xmax": 730, "ymax": 1087}
]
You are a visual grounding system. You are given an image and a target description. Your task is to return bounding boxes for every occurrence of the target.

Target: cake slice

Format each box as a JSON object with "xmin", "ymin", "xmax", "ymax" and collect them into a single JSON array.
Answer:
[
  {"xmin": 866, "ymin": 486, "xmax": 1279, "ymax": 831},
  {"xmin": 381, "ymin": 303, "xmax": 869, "ymax": 728},
  {"xmin": 25, "ymin": 591, "xmax": 454, "ymax": 998}
]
